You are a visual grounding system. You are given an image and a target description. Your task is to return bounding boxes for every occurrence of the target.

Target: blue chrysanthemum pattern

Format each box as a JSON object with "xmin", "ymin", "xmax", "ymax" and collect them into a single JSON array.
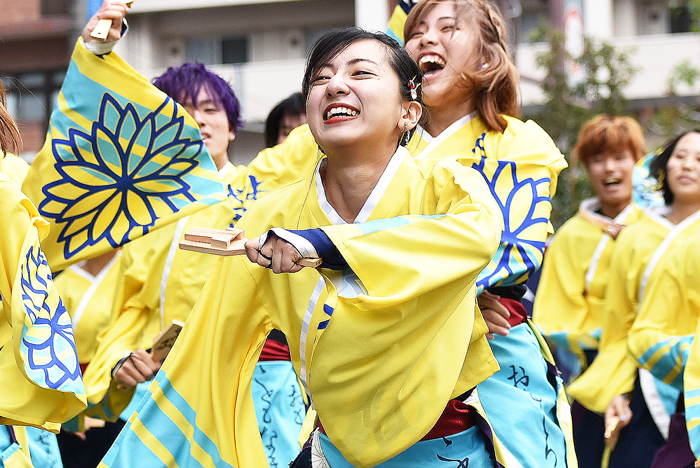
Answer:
[
  {"xmin": 19, "ymin": 243, "xmax": 83, "ymax": 393},
  {"xmin": 40, "ymin": 93, "xmax": 207, "ymax": 260},
  {"xmin": 471, "ymin": 133, "xmax": 551, "ymax": 292}
]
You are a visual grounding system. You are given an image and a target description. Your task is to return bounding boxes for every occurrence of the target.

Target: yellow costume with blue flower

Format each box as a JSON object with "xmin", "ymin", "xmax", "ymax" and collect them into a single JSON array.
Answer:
[
  {"xmin": 98, "ymin": 148, "xmax": 503, "ymax": 468},
  {"xmin": 21, "ymin": 38, "xmax": 227, "ymax": 272},
  {"xmin": 407, "ymin": 112, "xmax": 575, "ymax": 468}
]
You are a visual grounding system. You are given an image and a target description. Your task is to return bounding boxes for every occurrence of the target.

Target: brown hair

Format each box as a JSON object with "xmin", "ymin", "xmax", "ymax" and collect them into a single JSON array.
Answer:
[
  {"xmin": 0, "ymin": 80, "xmax": 21, "ymax": 156},
  {"xmin": 404, "ymin": 0, "xmax": 519, "ymax": 133},
  {"xmin": 574, "ymin": 115, "xmax": 645, "ymax": 166}
]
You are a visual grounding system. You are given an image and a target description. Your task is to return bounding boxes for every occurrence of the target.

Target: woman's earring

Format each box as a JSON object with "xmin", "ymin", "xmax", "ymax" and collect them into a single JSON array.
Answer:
[{"xmin": 400, "ymin": 122, "xmax": 409, "ymax": 146}]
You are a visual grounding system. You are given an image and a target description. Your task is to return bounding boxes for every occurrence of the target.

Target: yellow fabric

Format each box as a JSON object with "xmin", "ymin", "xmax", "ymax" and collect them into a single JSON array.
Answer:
[
  {"xmin": 0, "ymin": 176, "xmax": 86, "ymax": 430},
  {"xmin": 629, "ymin": 233, "xmax": 700, "ymax": 459},
  {"xmin": 22, "ymin": 38, "xmax": 226, "ymax": 271},
  {"xmin": 387, "ymin": 5, "xmax": 408, "ymax": 43},
  {"xmin": 409, "ymin": 115, "xmax": 567, "ymax": 290},
  {"xmin": 568, "ymin": 211, "xmax": 672, "ymax": 412},
  {"xmin": 83, "ymin": 133, "xmax": 319, "ymax": 417},
  {"xmin": 533, "ymin": 200, "xmax": 642, "ymax": 359},
  {"xmin": 101, "ymin": 153, "xmax": 502, "ymax": 468},
  {"xmin": 53, "ymin": 253, "xmax": 121, "ymax": 364},
  {"xmin": 0, "ymin": 153, "xmax": 30, "ymax": 187},
  {"xmin": 629, "ymin": 217, "xmax": 700, "ymax": 387}
]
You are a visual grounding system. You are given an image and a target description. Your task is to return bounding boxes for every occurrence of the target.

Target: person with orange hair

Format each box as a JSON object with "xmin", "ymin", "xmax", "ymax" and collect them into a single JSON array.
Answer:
[{"xmin": 533, "ymin": 115, "xmax": 647, "ymax": 467}]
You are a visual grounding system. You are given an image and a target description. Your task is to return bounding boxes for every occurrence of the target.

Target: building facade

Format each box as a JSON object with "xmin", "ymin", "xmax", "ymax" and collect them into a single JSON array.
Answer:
[{"xmin": 1, "ymin": 0, "xmax": 699, "ymax": 160}]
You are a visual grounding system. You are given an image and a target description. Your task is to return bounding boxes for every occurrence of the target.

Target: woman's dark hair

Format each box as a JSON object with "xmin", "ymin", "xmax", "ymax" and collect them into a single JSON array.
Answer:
[
  {"xmin": 301, "ymin": 27, "xmax": 422, "ymax": 145},
  {"xmin": 264, "ymin": 92, "xmax": 305, "ymax": 148},
  {"xmin": 650, "ymin": 129, "xmax": 700, "ymax": 205}
]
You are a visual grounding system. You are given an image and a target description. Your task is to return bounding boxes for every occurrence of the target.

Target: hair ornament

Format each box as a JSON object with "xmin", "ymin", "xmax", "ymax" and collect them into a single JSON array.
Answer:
[{"xmin": 408, "ymin": 77, "xmax": 421, "ymax": 101}]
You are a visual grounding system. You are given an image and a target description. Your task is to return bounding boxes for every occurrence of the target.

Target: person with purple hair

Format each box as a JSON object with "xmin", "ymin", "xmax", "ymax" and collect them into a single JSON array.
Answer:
[{"xmin": 76, "ymin": 5, "xmax": 311, "ymax": 468}]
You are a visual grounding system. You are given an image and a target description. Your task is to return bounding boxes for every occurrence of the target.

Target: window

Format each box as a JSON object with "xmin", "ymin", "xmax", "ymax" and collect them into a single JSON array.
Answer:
[
  {"xmin": 2, "ymin": 70, "xmax": 65, "ymax": 136},
  {"xmin": 186, "ymin": 37, "xmax": 249, "ymax": 65},
  {"xmin": 222, "ymin": 37, "xmax": 248, "ymax": 64},
  {"xmin": 669, "ymin": 5, "xmax": 692, "ymax": 33}
]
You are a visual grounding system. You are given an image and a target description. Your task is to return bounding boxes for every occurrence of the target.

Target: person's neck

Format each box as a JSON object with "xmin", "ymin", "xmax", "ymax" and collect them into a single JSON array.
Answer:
[
  {"xmin": 599, "ymin": 198, "xmax": 630, "ymax": 220},
  {"xmin": 666, "ymin": 200, "xmax": 700, "ymax": 225},
  {"xmin": 321, "ymin": 144, "xmax": 397, "ymax": 223},
  {"xmin": 214, "ymin": 153, "xmax": 229, "ymax": 171},
  {"xmin": 423, "ymin": 100, "xmax": 475, "ymax": 138}
]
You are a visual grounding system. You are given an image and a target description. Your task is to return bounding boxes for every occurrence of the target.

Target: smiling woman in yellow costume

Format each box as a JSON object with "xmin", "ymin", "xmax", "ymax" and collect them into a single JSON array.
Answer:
[
  {"xmin": 97, "ymin": 27, "xmax": 504, "ymax": 468},
  {"xmin": 625, "ymin": 130, "xmax": 700, "ymax": 468},
  {"xmin": 0, "ymin": 81, "xmax": 86, "ymax": 467},
  {"xmin": 569, "ymin": 130, "xmax": 700, "ymax": 468}
]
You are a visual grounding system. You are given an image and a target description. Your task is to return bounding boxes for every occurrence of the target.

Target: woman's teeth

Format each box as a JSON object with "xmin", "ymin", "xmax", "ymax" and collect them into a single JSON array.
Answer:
[
  {"xmin": 419, "ymin": 55, "xmax": 445, "ymax": 72},
  {"xmin": 325, "ymin": 107, "xmax": 358, "ymax": 120}
]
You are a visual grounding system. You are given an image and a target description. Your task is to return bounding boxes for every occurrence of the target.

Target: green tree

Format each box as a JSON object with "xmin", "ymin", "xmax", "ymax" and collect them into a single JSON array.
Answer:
[{"xmin": 525, "ymin": 26, "xmax": 637, "ymax": 228}]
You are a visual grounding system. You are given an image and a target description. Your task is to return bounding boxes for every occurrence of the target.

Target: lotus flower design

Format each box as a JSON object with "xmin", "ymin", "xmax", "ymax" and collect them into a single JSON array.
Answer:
[
  {"xmin": 471, "ymin": 133, "xmax": 551, "ymax": 291},
  {"xmin": 41, "ymin": 94, "xmax": 206, "ymax": 260}
]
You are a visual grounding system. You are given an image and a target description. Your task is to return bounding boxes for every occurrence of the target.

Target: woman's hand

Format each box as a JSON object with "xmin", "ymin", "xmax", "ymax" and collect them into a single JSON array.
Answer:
[
  {"xmin": 82, "ymin": 0, "xmax": 131, "ymax": 43},
  {"xmin": 605, "ymin": 394, "xmax": 632, "ymax": 447},
  {"xmin": 478, "ymin": 290, "xmax": 511, "ymax": 339},
  {"xmin": 113, "ymin": 349, "xmax": 160, "ymax": 390},
  {"xmin": 245, "ymin": 235, "xmax": 304, "ymax": 274}
]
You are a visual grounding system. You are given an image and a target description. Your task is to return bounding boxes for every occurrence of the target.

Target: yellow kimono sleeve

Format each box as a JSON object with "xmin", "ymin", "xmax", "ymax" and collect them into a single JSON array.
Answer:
[
  {"xmin": 568, "ymin": 232, "xmax": 639, "ymax": 412},
  {"xmin": 99, "ymin": 255, "xmax": 275, "ymax": 468},
  {"xmin": 683, "ymin": 293, "xmax": 700, "ymax": 459},
  {"xmin": 313, "ymin": 162, "xmax": 502, "ymax": 466},
  {"xmin": 22, "ymin": 38, "xmax": 225, "ymax": 271},
  {"xmin": 0, "ymin": 152, "xmax": 30, "ymax": 186},
  {"xmin": 628, "ymin": 245, "xmax": 698, "ymax": 391},
  {"xmin": 0, "ymin": 179, "xmax": 86, "ymax": 429},
  {"xmin": 533, "ymin": 219, "xmax": 594, "ymax": 354}
]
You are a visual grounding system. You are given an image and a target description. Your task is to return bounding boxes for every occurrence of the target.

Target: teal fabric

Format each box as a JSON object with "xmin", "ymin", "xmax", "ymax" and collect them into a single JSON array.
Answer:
[
  {"xmin": 0, "ymin": 426, "xmax": 63, "ymax": 468},
  {"xmin": 477, "ymin": 323, "xmax": 569, "ymax": 468},
  {"xmin": 251, "ymin": 361, "xmax": 305, "ymax": 468}
]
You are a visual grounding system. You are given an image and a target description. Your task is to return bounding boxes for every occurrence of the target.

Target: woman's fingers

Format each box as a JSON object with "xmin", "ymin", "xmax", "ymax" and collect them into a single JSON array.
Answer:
[{"xmin": 245, "ymin": 235, "xmax": 304, "ymax": 273}]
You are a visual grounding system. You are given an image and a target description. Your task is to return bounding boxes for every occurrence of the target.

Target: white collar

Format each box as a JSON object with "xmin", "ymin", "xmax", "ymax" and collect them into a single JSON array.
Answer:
[
  {"xmin": 579, "ymin": 197, "xmax": 635, "ymax": 224},
  {"xmin": 315, "ymin": 146, "xmax": 408, "ymax": 225},
  {"xmin": 414, "ymin": 111, "xmax": 478, "ymax": 160},
  {"xmin": 218, "ymin": 161, "xmax": 233, "ymax": 178}
]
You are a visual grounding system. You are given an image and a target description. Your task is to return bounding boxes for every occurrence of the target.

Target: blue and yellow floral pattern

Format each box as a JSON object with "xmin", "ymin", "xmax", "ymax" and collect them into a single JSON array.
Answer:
[
  {"xmin": 23, "ymin": 39, "xmax": 225, "ymax": 270},
  {"xmin": 40, "ymin": 94, "xmax": 216, "ymax": 261},
  {"xmin": 471, "ymin": 133, "xmax": 551, "ymax": 292},
  {"xmin": 19, "ymin": 242, "xmax": 82, "ymax": 394}
]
